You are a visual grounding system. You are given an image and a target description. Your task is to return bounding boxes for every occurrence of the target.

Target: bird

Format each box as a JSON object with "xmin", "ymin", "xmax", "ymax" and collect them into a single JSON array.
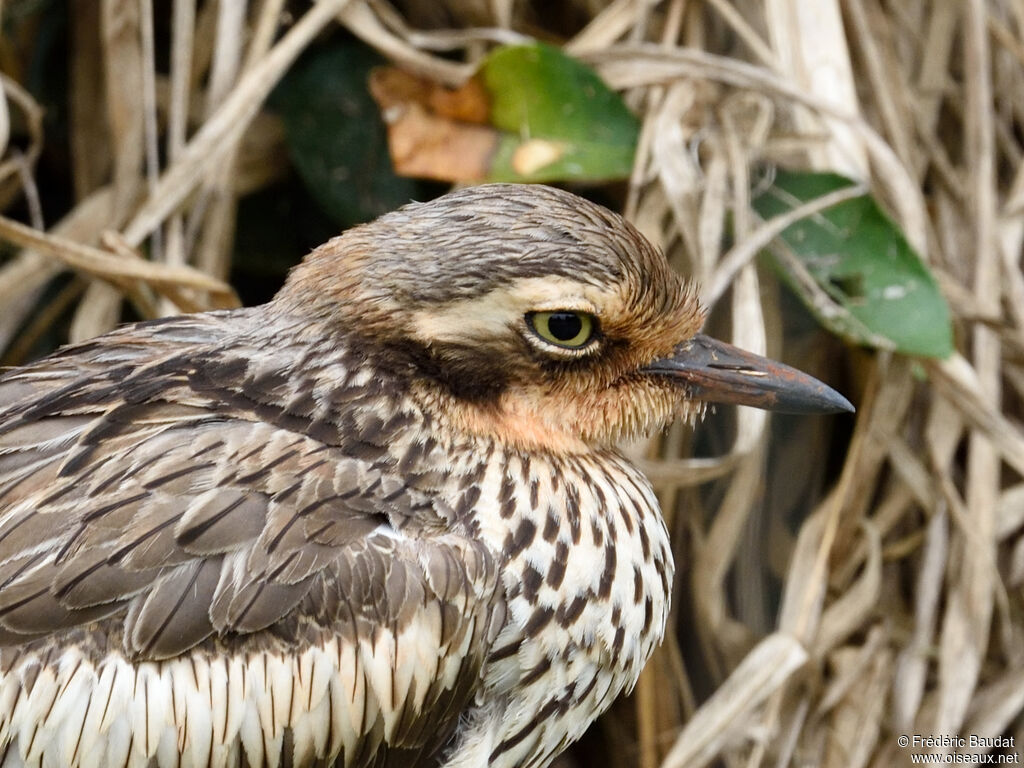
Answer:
[{"xmin": 0, "ymin": 184, "xmax": 852, "ymax": 768}]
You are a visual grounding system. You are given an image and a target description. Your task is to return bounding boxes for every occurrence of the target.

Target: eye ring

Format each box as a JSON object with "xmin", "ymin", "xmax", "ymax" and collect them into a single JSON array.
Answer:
[{"xmin": 526, "ymin": 311, "xmax": 597, "ymax": 350}]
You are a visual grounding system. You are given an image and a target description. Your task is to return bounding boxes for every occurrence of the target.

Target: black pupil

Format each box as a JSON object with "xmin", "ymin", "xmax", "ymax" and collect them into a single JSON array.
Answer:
[{"xmin": 548, "ymin": 312, "xmax": 583, "ymax": 341}]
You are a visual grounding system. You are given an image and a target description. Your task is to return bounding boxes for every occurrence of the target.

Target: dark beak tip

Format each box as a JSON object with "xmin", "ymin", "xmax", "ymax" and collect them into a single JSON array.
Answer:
[
  {"xmin": 778, "ymin": 385, "xmax": 856, "ymax": 416},
  {"xmin": 828, "ymin": 391, "xmax": 856, "ymax": 415}
]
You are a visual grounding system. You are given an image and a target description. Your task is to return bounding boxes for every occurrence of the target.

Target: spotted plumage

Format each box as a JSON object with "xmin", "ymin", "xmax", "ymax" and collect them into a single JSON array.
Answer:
[{"xmin": 0, "ymin": 184, "xmax": 851, "ymax": 768}]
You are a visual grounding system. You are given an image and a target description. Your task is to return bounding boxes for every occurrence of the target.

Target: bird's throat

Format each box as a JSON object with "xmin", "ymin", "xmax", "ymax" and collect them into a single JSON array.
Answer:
[{"xmin": 444, "ymin": 394, "xmax": 592, "ymax": 456}]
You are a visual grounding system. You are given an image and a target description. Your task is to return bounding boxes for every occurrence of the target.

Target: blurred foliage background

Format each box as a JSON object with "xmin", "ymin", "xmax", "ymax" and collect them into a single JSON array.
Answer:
[{"xmin": 1, "ymin": 1, "xmax": 1024, "ymax": 767}]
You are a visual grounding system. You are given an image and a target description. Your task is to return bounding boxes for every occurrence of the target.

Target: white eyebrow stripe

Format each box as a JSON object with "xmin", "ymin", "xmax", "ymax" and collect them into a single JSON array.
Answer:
[{"xmin": 409, "ymin": 277, "xmax": 610, "ymax": 345}]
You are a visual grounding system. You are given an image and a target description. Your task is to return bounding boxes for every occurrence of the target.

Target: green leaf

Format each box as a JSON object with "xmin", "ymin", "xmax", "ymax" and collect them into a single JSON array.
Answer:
[
  {"xmin": 480, "ymin": 43, "xmax": 639, "ymax": 182},
  {"xmin": 753, "ymin": 170, "xmax": 953, "ymax": 358},
  {"xmin": 271, "ymin": 42, "xmax": 424, "ymax": 229}
]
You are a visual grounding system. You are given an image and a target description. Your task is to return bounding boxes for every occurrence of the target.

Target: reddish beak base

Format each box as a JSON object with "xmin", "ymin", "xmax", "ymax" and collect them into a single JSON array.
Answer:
[{"xmin": 643, "ymin": 334, "xmax": 855, "ymax": 415}]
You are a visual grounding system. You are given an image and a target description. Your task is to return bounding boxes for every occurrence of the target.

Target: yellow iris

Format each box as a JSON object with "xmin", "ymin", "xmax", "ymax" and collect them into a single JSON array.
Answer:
[{"xmin": 528, "ymin": 311, "xmax": 595, "ymax": 349}]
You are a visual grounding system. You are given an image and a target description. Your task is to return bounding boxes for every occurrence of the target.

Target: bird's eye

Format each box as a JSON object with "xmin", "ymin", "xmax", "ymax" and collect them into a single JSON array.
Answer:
[{"xmin": 527, "ymin": 311, "xmax": 596, "ymax": 349}]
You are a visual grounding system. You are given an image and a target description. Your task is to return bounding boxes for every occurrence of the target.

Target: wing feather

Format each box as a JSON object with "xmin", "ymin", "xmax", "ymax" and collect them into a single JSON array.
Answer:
[
  {"xmin": 174, "ymin": 490, "xmax": 267, "ymax": 554},
  {"xmin": 124, "ymin": 558, "xmax": 221, "ymax": 658},
  {"xmin": 0, "ymin": 313, "xmax": 506, "ymax": 765}
]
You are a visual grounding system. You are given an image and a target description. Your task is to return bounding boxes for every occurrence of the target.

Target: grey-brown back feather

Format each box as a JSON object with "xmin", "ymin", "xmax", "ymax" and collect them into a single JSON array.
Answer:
[{"xmin": 0, "ymin": 310, "xmax": 506, "ymax": 765}]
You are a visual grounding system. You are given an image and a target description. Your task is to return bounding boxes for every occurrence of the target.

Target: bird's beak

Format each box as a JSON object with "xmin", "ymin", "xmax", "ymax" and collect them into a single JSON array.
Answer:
[{"xmin": 643, "ymin": 334, "xmax": 855, "ymax": 415}]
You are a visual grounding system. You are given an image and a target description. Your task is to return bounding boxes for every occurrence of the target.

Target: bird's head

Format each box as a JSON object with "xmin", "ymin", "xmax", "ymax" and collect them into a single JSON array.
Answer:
[{"xmin": 276, "ymin": 184, "xmax": 852, "ymax": 454}]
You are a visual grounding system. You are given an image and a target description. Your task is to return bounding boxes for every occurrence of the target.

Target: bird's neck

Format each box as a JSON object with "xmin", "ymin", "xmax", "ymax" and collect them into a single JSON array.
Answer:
[{"xmin": 421, "ymin": 390, "xmax": 592, "ymax": 457}]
